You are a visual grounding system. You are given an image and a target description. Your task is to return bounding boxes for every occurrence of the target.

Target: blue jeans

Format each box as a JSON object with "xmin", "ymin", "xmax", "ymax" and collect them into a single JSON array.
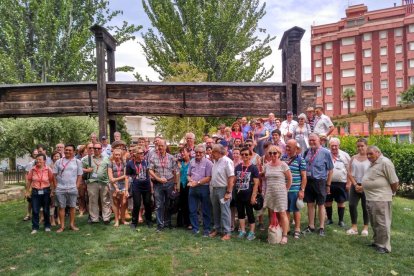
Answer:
[
  {"xmin": 31, "ymin": 188, "xmax": 51, "ymax": 230},
  {"xmin": 189, "ymin": 185, "xmax": 211, "ymax": 234},
  {"xmin": 154, "ymin": 182, "xmax": 174, "ymax": 228},
  {"xmin": 211, "ymin": 187, "xmax": 231, "ymax": 235}
]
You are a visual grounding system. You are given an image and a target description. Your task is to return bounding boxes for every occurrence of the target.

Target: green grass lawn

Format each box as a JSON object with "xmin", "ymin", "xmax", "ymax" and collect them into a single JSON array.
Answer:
[{"xmin": 0, "ymin": 197, "xmax": 413, "ymax": 275}]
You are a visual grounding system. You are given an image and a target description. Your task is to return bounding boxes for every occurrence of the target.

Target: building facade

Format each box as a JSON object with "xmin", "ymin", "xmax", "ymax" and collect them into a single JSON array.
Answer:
[{"xmin": 311, "ymin": 3, "xmax": 414, "ymax": 135}]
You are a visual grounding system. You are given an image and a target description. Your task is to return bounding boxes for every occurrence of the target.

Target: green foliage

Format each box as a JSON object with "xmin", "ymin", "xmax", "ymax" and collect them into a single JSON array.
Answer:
[
  {"xmin": 339, "ymin": 135, "xmax": 414, "ymax": 185},
  {"xmin": 0, "ymin": 117, "xmax": 98, "ymax": 158},
  {"xmin": 141, "ymin": 0, "xmax": 274, "ymax": 82},
  {"xmin": 0, "ymin": 0, "xmax": 141, "ymax": 84},
  {"xmin": 400, "ymin": 85, "xmax": 414, "ymax": 104},
  {"xmin": 115, "ymin": 116, "xmax": 132, "ymax": 145}
]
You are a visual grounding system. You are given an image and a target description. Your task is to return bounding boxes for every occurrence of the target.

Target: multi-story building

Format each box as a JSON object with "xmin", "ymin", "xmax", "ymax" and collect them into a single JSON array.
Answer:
[{"xmin": 311, "ymin": 2, "xmax": 414, "ymax": 136}]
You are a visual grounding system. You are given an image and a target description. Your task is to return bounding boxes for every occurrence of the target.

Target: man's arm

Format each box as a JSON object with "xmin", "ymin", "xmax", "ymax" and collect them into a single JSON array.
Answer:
[
  {"xmin": 326, "ymin": 125, "xmax": 335, "ymax": 136},
  {"xmin": 326, "ymin": 169, "xmax": 333, "ymax": 193},
  {"xmin": 391, "ymin": 182, "xmax": 399, "ymax": 194}
]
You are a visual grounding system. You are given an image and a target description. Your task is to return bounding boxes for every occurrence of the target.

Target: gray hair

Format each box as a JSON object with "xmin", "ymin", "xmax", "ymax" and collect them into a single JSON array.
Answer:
[
  {"xmin": 367, "ymin": 145, "xmax": 381, "ymax": 154},
  {"xmin": 186, "ymin": 132, "xmax": 195, "ymax": 139},
  {"xmin": 212, "ymin": 144, "xmax": 226, "ymax": 155},
  {"xmin": 195, "ymin": 144, "xmax": 206, "ymax": 152},
  {"xmin": 309, "ymin": 133, "xmax": 319, "ymax": 140},
  {"xmin": 329, "ymin": 137, "xmax": 340, "ymax": 146},
  {"xmin": 298, "ymin": 113, "xmax": 307, "ymax": 121}
]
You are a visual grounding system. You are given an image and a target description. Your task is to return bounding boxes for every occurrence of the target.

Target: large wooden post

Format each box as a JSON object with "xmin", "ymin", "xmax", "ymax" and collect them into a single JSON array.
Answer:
[
  {"xmin": 90, "ymin": 25, "xmax": 117, "ymax": 140},
  {"xmin": 367, "ymin": 112, "xmax": 377, "ymax": 136}
]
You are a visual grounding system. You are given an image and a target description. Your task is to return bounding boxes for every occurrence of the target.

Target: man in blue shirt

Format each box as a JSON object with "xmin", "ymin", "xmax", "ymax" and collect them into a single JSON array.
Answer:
[{"xmin": 302, "ymin": 133, "xmax": 333, "ymax": 237}]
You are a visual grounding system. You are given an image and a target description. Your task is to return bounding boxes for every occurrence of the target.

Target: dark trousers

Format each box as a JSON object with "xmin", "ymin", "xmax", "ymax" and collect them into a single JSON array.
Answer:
[
  {"xmin": 236, "ymin": 196, "xmax": 255, "ymax": 224},
  {"xmin": 131, "ymin": 186, "xmax": 152, "ymax": 226},
  {"xmin": 177, "ymin": 185, "xmax": 190, "ymax": 227},
  {"xmin": 189, "ymin": 185, "xmax": 211, "ymax": 234},
  {"xmin": 31, "ymin": 188, "xmax": 51, "ymax": 230},
  {"xmin": 349, "ymin": 185, "xmax": 369, "ymax": 225},
  {"xmin": 154, "ymin": 182, "xmax": 174, "ymax": 228}
]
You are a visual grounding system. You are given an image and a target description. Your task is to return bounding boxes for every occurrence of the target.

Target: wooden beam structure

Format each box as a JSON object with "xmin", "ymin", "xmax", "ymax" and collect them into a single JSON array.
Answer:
[{"xmin": 0, "ymin": 82, "xmax": 318, "ymax": 118}]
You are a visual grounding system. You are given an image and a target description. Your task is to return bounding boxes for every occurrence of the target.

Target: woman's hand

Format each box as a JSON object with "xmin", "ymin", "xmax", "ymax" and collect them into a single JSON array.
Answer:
[{"xmin": 250, "ymin": 194, "xmax": 257, "ymax": 205}]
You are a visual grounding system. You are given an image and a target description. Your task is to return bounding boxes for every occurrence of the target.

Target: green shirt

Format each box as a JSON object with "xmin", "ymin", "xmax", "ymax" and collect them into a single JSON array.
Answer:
[{"xmin": 82, "ymin": 155, "xmax": 110, "ymax": 184}]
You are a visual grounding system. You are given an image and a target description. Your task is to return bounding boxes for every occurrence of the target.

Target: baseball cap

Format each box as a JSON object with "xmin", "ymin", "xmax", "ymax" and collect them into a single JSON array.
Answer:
[
  {"xmin": 219, "ymin": 140, "xmax": 228, "ymax": 147},
  {"xmin": 286, "ymin": 111, "xmax": 293, "ymax": 116},
  {"xmin": 101, "ymin": 136, "xmax": 107, "ymax": 140}
]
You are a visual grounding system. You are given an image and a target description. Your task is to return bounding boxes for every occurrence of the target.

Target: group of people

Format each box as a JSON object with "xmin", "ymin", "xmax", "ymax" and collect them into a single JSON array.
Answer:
[{"xmin": 24, "ymin": 107, "xmax": 399, "ymax": 253}]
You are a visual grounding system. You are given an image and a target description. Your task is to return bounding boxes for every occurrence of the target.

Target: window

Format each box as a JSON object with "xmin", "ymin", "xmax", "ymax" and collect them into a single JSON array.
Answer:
[
  {"xmin": 342, "ymin": 53, "xmax": 355, "ymax": 62},
  {"xmin": 380, "ymin": 47, "xmax": 387, "ymax": 56},
  {"xmin": 364, "ymin": 98, "xmax": 372, "ymax": 107},
  {"xmin": 364, "ymin": 81, "xmax": 372, "ymax": 90},
  {"xmin": 317, "ymin": 89, "xmax": 322, "ymax": 97},
  {"xmin": 380, "ymin": 63, "xmax": 388, "ymax": 73},
  {"xmin": 342, "ymin": 100, "xmax": 356, "ymax": 109},
  {"xmin": 342, "ymin": 37, "xmax": 355, "ymax": 46},
  {"xmin": 381, "ymin": 96, "xmax": 389, "ymax": 106},
  {"xmin": 364, "ymin": 65, "xmax": 372, "ymax": 74},
  {"xmin": 325, "ymin": 42, "xmax": 332, "ymax": 50},
  {"xmin": 325, "ymin": 72, "xmax": 332, "ymax": 80},
  {"xmin": 326, "ymin": 103, "xmax": 333, "ymax": 111},
  {"xmin": 410, "ymin": 42, "xmax": 414, "ymax": 51},
  {"xmin": 395, "ymin": 28, "xmax": 403, "ymax": 37},
  {"xmin": 363, "ymin": 33, "xmax": 371, "ymax": 41},
  {"xmin": 409, "ymin": 24, "xmax": 414, "ymax": 33},
  {"xmin": 315, "ymin": 75, "xmax": 322, "ymax": 82},
  {"xmin": 396, "ymin": 78, "xmax": 403, "ymax": 88},
  {"xmin": 325, "ymin": 87, "xmax": 332, "ymax": 96},
  {"xmin": 342, "ymin": 69, "xmax": 355, "ymax": 77},
  {"xmin": 315, "ymin": 60, "xmax": 322, "ymax": 68},
  {"xmin": 325, "ymin": 57, "xmax": 332, "ymax": 65},
  {"xmin": 315, "ymin": 45, "xmax": 322, "ymax": 53},
  {"xmin": 410, "ymin": 76, "xmax": 414, "ymax": 85},
  {"xmin": 410, "ymin": 59, "xmax": 414, "ymax": 68},
  {"xmin": 396, "ymin": 61, "xmax": 403, "ymax": 70},
  {"xmin": 363, "ymin": 49, "xmax": 371, "ymax": 57},
  {"xmin": 397, "ymin": 95, "xmax": 402, "ymax": 104},
  {"xmin": 395, "ymin": 45, "xmax": 403, "ymax": 54},
  {"xmin": 379, "ymin": 30, "xmax": 387, "ymax": 39},
  {"xmin": 381, "ymin": 80, "xmax": 388, "ymax": 89}
]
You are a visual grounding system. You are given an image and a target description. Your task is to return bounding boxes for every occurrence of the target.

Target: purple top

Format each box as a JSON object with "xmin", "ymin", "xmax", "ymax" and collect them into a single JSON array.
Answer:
[{"xmin": 187, "ymin": 157, "xmax": 213, "ymax": 184}]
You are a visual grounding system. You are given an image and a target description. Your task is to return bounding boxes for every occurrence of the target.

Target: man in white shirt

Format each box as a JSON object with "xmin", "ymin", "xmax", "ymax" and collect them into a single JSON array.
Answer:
[
  {"xmin": 101, "ymin": 136, "xmax": 112, "ymax": 157},
  {"xmin": 313, "ymin": 106, "xmax": 334, "ymax": 137},
  {"xmin": 280, "ymin": 111, "xmax": 298, "ymax": 142},
  {"xmin": 209, "ymin": 144, "xmax": 235, "ymax": 241}
]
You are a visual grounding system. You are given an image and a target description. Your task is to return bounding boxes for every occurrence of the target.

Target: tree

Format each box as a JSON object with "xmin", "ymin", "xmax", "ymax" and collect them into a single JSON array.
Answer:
[
  {"xmin": 140, "ymin": 0, "xmax": 274, "ymax": 82},
  {"xmin": 0, "ymin": 0, "xmax": 141, "ymax": 84},
  {"xmin": 0, "ymin": 117, "xmax": 98, "ymax": 159},
  {"xmin": 342, "ymin": 88, "xmax": 356, "ymax": 115},
  {"xmin": 401, "ymin": 85, "xmax": 414, "ymax": 104}
]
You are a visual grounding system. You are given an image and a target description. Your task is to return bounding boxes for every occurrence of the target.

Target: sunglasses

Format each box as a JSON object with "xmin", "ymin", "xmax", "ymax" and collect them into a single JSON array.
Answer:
[
  {"xmin": 87, "ymin": 147, "xmax": 93, "ymax": 149},
  {"xmin": 246, "ymin": 144, "xmax": 252, "ymax": 146},
  {"xmin": 268, "ymin": 151, "xmax": 279, "ymax": 156},
  {"xmin": 240, "ymin": 153, "xmax": 250, "ymax": 157},
  {"xmin": 94, "ymin": 147, "xmax": 102, "ymax": 150}
]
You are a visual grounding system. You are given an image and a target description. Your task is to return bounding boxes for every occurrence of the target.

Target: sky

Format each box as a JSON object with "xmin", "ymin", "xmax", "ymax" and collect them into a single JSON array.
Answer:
[{"xmin": 109, "ymin": 0, "xmax": 397, "ymax": 82}]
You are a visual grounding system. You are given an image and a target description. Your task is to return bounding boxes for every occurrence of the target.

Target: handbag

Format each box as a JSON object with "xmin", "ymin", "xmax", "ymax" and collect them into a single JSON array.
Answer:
[
  {"xmin": 268, "ymin": 212, "xmax": 282, "ymax": 244},
  {"xmin": 252, "ymin": 193, "xmax": 264, "ymax": 210}
]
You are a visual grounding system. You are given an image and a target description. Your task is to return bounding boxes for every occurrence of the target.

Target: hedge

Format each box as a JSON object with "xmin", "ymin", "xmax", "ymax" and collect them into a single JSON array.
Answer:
[{"xmin": 339, "ymin": 135, "xmax": 414, "ymax": 189}]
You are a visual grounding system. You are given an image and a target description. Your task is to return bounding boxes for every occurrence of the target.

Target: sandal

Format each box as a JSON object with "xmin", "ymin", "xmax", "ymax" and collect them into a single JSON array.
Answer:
[
  {"xmin": 294, "ymin": 231, "xmax": 300, "ymax": 239},
  {"xmin": 23, "ymin": 215, "xmax": 31, "ymax": 221},
  {"xmin": 280, "ymin": 235, "xmax": 288, "ymax": 245}
]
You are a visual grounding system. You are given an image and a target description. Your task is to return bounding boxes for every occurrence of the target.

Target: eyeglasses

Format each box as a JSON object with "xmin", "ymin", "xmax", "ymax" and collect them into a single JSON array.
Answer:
[
  {"xmin": 240, "ymin": 153, "xmax": 250, "ymax": 157},
  {"xmin": 246, "ymin": 144, "xmax": 252, "ymax": 147},
  {"xmin": 87, "ymin": 147, "xmax": 93, "ymax": 149},
  {"xmin": 93, "ymin": 147, "xmax": 102, "ymax": 150},
  {"xmin": 268, "ymin": 151, "xmax": 279, "ymax": 156}
]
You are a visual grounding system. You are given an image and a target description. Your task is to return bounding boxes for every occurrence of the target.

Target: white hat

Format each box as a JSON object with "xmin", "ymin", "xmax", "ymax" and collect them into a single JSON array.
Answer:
[{"xmin": 296, "ymin": 199, "xmax": 305, "ymax": 210}]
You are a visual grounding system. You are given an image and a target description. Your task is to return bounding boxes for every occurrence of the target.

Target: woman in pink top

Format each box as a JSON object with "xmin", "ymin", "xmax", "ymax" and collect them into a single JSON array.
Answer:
[
  {"xmin": 26, "ymin": 153, "xmax": 55, "ymax": 234},
  {"xmin": 231, "ymin": 122, "xmax": 243, "ymax": 143}
]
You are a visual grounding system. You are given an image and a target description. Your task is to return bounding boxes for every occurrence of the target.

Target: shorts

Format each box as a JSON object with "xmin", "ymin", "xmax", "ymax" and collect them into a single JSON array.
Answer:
[
  {"xmin": 325, "ymin": 182, "xmax": 348, "ymax": 203},
  {"xmin": 287, "ymin": 192, "xmax": 299, "ymax": 212},
  {"xmin": 55, "ymin": 191, "xmax": 78, "ymax": 208},
  {"xmin": 304, "ymin": 178, "xmax": 327, "ymax": 206}
]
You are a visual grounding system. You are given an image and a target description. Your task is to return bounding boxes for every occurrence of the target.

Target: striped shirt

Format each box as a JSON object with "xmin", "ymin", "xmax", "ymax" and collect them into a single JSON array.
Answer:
[{"xmin": 282, "ymin": 154, "xmax": 306, "ymax": 193}]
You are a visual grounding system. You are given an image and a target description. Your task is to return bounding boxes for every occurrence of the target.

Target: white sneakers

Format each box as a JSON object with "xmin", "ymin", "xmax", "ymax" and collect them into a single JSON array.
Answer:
[
  {"xmin": 346, "ymin": 228, "xmax": 369, "ymax": 236},
  {"xmin": 31, "ymin": 230, "xmax": 37, "ymax": 235}
]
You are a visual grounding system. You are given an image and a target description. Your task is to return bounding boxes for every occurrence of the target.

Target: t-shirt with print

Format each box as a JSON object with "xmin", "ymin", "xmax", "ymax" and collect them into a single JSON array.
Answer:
[
  {"xmin": 282, "ymin": 154, "xmax": 306, "ymax": 193},
  {"xmin": 82, "ymin": 156, "xmax": 110, "ymax": 185},
  {"xmin": 234, "ymin": 163, "xmax": 259, "ymax": 201},
  {"xmin": 126, "ymin": 160, "xmax": 150, "ymax": 192},
  {"xmin": 53, "ymin": 157, "xmax": 83, "ymax": 193}
]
